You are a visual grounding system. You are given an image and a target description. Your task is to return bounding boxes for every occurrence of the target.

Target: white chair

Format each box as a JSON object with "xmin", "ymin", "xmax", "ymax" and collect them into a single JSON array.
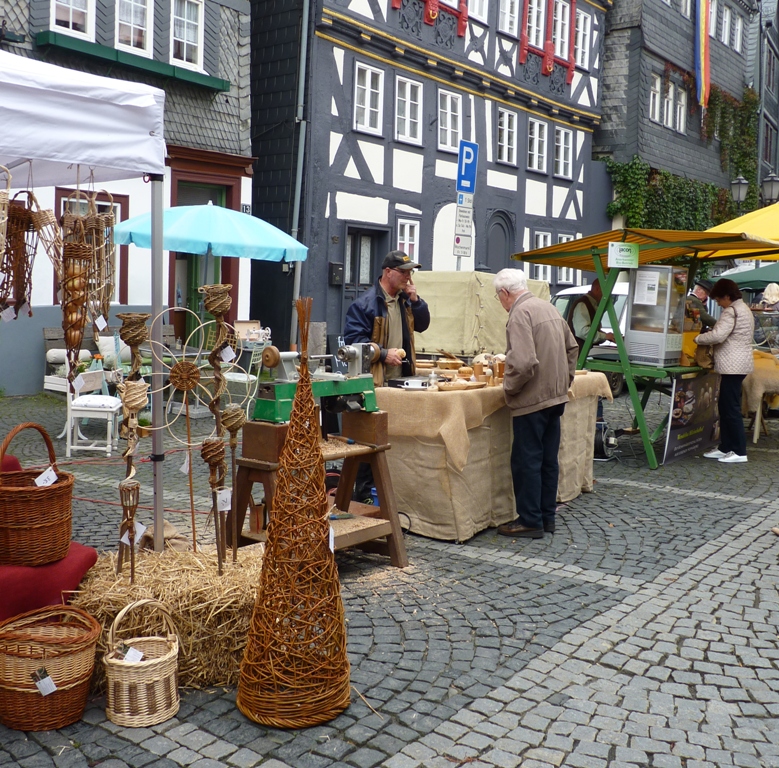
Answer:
[
  {"xmin": 66, "ymin": 369, "xmax": 123, "ymax": 458},
  {"xmin": 223, "ymin": 345, "xmax": 264, "ymax": 416}
]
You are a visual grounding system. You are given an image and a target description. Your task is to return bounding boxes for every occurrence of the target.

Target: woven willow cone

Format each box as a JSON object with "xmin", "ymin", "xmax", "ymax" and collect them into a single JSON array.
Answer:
[{"xmin": 237, "ymin": 297, "xmax": 350, "ymax": 729}]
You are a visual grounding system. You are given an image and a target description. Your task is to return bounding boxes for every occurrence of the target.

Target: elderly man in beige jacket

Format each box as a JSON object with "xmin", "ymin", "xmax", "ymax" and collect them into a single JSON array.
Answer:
[{"xmin": 494, "ymin": 268, "xmax": 579, "ymax": 539}]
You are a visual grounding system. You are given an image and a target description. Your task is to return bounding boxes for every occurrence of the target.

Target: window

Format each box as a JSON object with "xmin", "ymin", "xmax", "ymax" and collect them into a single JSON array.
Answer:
[
  {"xmin": 498, "ymin": 0, "xmax": 519, "ymax": 36},
  {"xmin": 470, "ymin": 0, "xmax": 489, "ymax": 22},
  {"xmin": 354, "ymin": 62, "xmax": 384, "ymax": 135},
  {"xmin": 531, "ymin": 234, "xmax": 551, "ymax": 281},
  {"xmin": 172, "ymin": 0, "xmax": 202, "ymax": 68},
  {"xmin": 438, "ymin": 90, "xmax": 461, "ymax": 151},
  {"xmin": 553, "ymin": 0, "xmax": 570, "ymax": 59},
  {"xmin": 397, "ymin": 220, "xmax": 420, "ymax": 260},
  {"xmin": 709, "ymin": 0, "xmax": 717, "ymax": 37},
  {"xmin": 649, "ymin": 75, "xmax": 661, "ymax": 122},
  {"xmin": 527, "ymin": 0, "xmax": 545, "ymax": 49},
  {"xmin": 681, "ymin": 0, "xmax": 691, "ymax": 18},
  {"xmin": 764, "ymin": 120, "xmax": 777, "ymax": 165},
  {"xmin": 558, "ymin": 266, "xmax": 575, "ymax": 283},
  {"xmin": 733, "ymin": 15, "xmax": 742, "ymax": 53},
  {"xmin": 117, "ymin": 0, "xmax": 152, "ymax": 55},
  {"xmin": 675, "ymin": 88, "xmax": 687, "ymax": 133},
  {"xmin": 720, "ymin": 6, "xmax": 731, "ymax": 45},
  {"xmin": 52, "ymin": 0, "xmax": 94, "ymax": 38},
  {"xmin": 769, "ymin": 54, "xmax": 778, "ymax": 94},
  {"xmin": 396, "ymin": 76, "xmax": 422, "ymax": 144},
  {"xmin": 663, "ymin": 83, "xmax": 675, "ymax": 129},
  {"xmin": 554, "ymin": 127, "xmax": 572, "ymax": 178},
  {"xmin": 497, "ymin": 108, "xmax": 517, "ymax": 165},
  {"xmin": 574, "ymin": 11, "xmax": 591, "ymax": 69},
  {"xmin": 527, "ymin": 119, "xmax": 547, "ymax": 172}
]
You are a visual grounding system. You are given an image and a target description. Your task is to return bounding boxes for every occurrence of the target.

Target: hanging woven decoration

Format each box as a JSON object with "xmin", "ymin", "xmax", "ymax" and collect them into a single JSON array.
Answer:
[
  {"xmin": 237, "ymin": 296, "xmax": 350, "ymax": 729},
  {"xmin": 0, "ymin": 167, "xmax": 10, "ymax": 262},
  {"xmin": 0, "ymin": 191, "xmax": 39, "ymax": 317},
  {"xmin": 85, "ymin": 191, "xmax": 116, "ymax": 336},
  {"xmin": 31, "ymin": 203, "xmax": 63, "ymax": 286},
  {"xmin": 61, "ymin": 222, "xmax": 92, "ymax": 392}
]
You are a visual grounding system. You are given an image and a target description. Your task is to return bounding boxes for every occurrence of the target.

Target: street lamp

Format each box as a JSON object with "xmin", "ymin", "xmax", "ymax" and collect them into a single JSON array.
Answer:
[
  {"xmin": 730, "ymin": 175, "xmax": 749, "ymax": 213},
  {"xmin": 761, "ymin": 173, "xmax": 779, "ymax": 205}
]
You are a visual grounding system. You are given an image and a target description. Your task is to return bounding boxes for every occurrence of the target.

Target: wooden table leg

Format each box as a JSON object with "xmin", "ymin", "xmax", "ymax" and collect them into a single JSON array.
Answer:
[
  {"xmin": 370, "ymin": 452, "xmax": 408, "ymax": 568},
  {"xmin": 226, "ymin": 465, "xmax": 254, "ymax": 548},
  {"xmin": 334, "ymin": 457, "xmax": 360, "ymax": 512}
]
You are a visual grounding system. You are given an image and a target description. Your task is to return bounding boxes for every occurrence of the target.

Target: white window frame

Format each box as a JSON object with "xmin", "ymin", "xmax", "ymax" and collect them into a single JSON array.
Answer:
[
  {"xmin": 574, "ymin": 10, "xmax": 591, "ymax": 69},
  {"xmin": 527, "ymin": 118, "xmax": 548, "ymax": 172},
  {"xmin": 709, "ymin": 0, "xmax": 717, "ymax": 37},
  {"xmin": 499, "ymin": 0, "xmax": 519, "ymax": 36},
  {"xmin": 649, "ymin": 74, "xmax": 662, "ymax": 123},
  {"xmin": 531, "ymin": 233, "xmax": 551, "ymax": 281},
  {"xmin": 681, "ymin": 0, "xmax": 691, "ymax": 16},
  {"xmin": 553, "ymin": 0, "xmax": 570, "ymax": 59},
  {"xmin": 354, "ymin": 62, "xmax": 384, "ymax": 136},
  {"xmin": 720, "ymin": 5, "xmax": 731, "ymax": 45},
  {"xmin": 51, "ymin": 0, "xmax": 96, "ymax": 41},
  {"xmin": 663, "ymin": 83, "xmax": 675, "ymax": 129},
  {"xmin": 497, "ymin": 108, "xmax": 518, "ymax": 165},
  {"xmin": 676, "ymin": 88, "xmax": 687, "ymax": 134},
  {"xmin": 116, "ymin": 0, "xmax": 153, "ymax": 57},
  {"xmin": 170, "ymin": 0, "xmax": 204, "ymax": 71},
  {"xmin": 395, "ymin": 75, "xmax": 422, "ymax": 145},
  {"xmin": 438, "ymin": 89, "xmax": 461, "ymax": 152},
  {"xmin": 397, "ymin": 219, "xmax": 420, "ymax": 261},
  {"xmin": 554, "ymin": 126, "xmax": 573, "ymax": 178},
  {"xmin": 470, "ymin": 0, "xmax": 489, "ymax": 23},
  {"xmin": 733, "ymin": 15, "xmax": 742, "ymax": 53},
  {"xmin": 557, "ymin": 235, "xmax": 575, "ymax": 284},
  {"xmin": 527, "ymin": 0, "xmax": 546, "ymax": 49}
]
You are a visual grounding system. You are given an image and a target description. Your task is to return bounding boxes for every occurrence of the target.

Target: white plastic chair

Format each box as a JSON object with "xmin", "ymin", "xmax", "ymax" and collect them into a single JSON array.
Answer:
[
  {"xmin": 223, "ymin": 345, "xmax": 265, "ymax": 416},
  {"xmin": 66, "ymin": 369, "xmax": 123, "ymax": 457}
]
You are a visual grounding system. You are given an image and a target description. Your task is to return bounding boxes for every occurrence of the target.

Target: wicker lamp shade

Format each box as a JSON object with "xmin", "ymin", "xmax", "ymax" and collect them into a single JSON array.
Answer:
[{"xmin": 237, "ymin": 297, "xmax": 350, "ymax": 728}]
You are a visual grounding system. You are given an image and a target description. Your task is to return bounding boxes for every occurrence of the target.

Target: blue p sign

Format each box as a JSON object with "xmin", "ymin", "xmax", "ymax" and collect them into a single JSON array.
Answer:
[{"xmin": 456, "ymin": 140, "xmax": 479, "ymax": 193}]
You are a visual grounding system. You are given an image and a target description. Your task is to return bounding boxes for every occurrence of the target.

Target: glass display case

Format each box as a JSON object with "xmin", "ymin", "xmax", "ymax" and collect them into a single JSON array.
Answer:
[
  {"xmin": 625, "ymin": 265, "xmax": 688, "ymax": 366},
  {"xmin": 752, "ymin": 310, "xmax": 779, "ymax": 353}
]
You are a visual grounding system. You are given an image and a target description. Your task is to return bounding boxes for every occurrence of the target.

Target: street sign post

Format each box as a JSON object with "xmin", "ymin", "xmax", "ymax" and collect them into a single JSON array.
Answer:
[
  {"xmin": 456, "ymin": 141, "xmax": 479, "ymax": 193},
  {"xmin": 455, "ymin": 141, "xmax": 478, "ymax": 269}
]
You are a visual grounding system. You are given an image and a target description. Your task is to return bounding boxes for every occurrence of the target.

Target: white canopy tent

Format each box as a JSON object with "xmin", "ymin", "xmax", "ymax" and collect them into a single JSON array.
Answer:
[{"xmin": 0, "ymin": 50, "xmax": 169, "ymax": 550}]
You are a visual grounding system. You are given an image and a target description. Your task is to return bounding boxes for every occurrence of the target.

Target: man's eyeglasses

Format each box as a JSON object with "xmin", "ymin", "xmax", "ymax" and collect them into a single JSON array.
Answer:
[
  {"xmin": 494, "ymin": 289, "xmax": 505, "ymax": 301},
  {"xmin": 392, "ymin": 268, "xmax": 415, "ymax": 275}
]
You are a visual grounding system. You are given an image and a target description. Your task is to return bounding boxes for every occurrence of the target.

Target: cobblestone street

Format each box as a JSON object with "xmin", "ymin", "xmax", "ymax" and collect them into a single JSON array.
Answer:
[{"xmin": 0, "ymin": 391, "xmax": 778, "ymax": 768}]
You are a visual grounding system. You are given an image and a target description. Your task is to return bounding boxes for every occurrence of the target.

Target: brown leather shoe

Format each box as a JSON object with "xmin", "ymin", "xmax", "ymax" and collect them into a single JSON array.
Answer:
[{"xmin": 497, "ymin": 520, "xmax": 544, "ymax": 538}]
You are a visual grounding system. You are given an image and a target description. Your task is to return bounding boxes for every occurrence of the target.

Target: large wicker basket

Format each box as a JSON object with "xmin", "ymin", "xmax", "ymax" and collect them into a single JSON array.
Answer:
[
  {"xmin": 104, "ymin": 599, "xmax": 180, "ymax": 727},
  {"xmin": 0, "ymin": 606, "xmax": 101, "ymax": 730},
  {"xmin": 0, "ymin": 422, "xmax": 74, "ymax": 566}
]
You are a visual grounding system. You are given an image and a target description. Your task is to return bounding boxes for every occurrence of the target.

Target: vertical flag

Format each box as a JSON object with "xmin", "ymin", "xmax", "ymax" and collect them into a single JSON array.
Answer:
[{"xmin": 695, "ymin": 0, "xmax": 711, "ymax": 107}]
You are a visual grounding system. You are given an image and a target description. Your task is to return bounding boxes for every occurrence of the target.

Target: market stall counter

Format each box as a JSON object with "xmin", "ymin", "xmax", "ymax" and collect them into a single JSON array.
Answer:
[{"xmin": 374, "ymin": 370, "xmax": 611, "ymax": 542}]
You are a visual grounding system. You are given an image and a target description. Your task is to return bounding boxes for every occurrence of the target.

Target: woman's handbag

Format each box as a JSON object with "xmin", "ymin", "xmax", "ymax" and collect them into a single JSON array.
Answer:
[{"xmin": 694, "ymin": 344, "xmax": 715, "ymax": 369}]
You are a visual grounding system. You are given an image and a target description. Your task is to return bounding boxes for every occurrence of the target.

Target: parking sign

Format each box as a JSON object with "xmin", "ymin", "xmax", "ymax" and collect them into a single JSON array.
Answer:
[{"xmin": 456, "ymin": 140, "xmax": 479, "ymax": 193}]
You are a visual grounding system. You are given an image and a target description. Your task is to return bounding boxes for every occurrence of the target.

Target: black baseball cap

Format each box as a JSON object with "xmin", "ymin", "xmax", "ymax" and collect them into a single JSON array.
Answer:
[
  {"xmin": 694, "ymin": 278, "xmax": 714, "ymax": 293},
  {"xmin": 382, "ymin": 250, "xmax": 420, "ymax": 270}
]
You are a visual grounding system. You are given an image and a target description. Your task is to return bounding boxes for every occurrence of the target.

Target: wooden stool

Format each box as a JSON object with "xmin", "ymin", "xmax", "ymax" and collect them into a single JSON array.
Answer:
[{"xmin": 226, "ymin": 411, "xmax": 408, "ymax": 567}]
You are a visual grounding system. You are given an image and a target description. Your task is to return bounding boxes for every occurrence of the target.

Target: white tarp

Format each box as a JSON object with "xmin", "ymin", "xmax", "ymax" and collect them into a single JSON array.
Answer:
[{"xmin": 0, "ymin": 50, "xmax": 165, "ymax": 187}]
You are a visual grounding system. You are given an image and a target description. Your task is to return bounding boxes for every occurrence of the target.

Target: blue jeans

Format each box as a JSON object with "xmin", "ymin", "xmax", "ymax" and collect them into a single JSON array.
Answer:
[
  {"xmin": 511, "ymin": 403, "xmax": 566, "ymax": 530},
  {"xmin": 718, "ymin": 374, "xmax": 746, "ymax": 456}
]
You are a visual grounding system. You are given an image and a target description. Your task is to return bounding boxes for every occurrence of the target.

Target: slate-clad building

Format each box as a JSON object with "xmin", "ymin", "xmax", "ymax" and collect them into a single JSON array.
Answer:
[{"xmin": 251, "ymin": 0, "xmax": 613, "ymax": 347}]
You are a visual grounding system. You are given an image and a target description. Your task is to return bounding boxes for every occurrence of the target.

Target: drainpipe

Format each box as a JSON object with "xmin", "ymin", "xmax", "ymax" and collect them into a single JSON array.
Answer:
[{"xmin": 288, "ymin": 0, "xmax": 311, "ymax": 349}]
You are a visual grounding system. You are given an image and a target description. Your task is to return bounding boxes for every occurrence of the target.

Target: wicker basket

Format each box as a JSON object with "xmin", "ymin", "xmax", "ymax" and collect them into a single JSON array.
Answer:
[
  {"xmin": 104, "ymin": 599, "xmax": 180, "ymax": 727},
  {"xmin": 0, "ymin": 423, "xmax": 75, "ymax": 566},
  {"xmin": 0, "ymin": 606, "xmax": 101, "ymax": 730}
]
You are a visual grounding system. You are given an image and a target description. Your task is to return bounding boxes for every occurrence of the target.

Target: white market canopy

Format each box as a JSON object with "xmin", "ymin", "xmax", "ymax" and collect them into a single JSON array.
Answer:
[{"xmin": 0, "ymin": 50, "xmax": 165, "ymax": 187}]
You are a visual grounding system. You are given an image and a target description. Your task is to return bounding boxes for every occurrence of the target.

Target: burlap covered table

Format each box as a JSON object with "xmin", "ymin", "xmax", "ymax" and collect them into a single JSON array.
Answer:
[{"xmin": 375, "ymin": 370, "xmax": 611, "ymax": 541}]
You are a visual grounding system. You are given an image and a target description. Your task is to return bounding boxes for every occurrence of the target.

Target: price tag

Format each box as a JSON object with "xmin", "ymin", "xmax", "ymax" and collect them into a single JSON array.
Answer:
[
  {"xmin": 119, "ymin": 521, "xmax": 147, "ymax": 547},
  {"xmin": 57, "ymin": 289, "xmax": 63, "ymax": 303},
  {"xmin": 95, "ymin": 315, "xmax": 108, "ymax": 331},
  {"xmin": 31, "ymin": 668, "xmax": 57, "ymax": 696},
  {"xmin": 73, "ymin": 373, "xmax": 86, "ymax": 393},
  {"xmin": 329, "ymin": 526, "xmax": 335, "ymax": 553},
  {"xmin": 180, "ymin": 452, "xmax": 190, "ymax": 474},
  {"xmin": 0, "ymin": 306, "xmax": 15, "ymax": 323},
  {"xmin": 220, "ymin": 346, "xmax": 236, "ymax": 363},
  {"xmin": 121, "ymin": 644, "xmax": 144, "ymax": 663},
  {"xmin": 35, "ymin": 466, "xmax": 58, "ymax": 487},
  {"xmin": 19, "ymin": 303, "xmax": 30, "ymax": 316},
  {"xmin": 217, "ymin": 488, "xmax": 232, "ymax": 512}
]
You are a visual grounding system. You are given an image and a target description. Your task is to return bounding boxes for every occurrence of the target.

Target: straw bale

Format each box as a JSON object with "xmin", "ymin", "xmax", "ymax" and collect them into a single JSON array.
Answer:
[{"xmin": 70, "ymin": 545, "xmax": 263, "ymax": 690}]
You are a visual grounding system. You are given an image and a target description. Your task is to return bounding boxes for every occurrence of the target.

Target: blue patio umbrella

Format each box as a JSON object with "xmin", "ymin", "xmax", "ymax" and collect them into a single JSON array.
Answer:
[{"xmin": 114, "ymin": 201, "xmax": 308, "ymax": 261}]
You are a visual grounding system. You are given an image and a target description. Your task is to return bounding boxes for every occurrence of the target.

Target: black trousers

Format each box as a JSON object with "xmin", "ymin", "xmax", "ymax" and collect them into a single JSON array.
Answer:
[
  {"xmin": 510, "ymin": 403, "xmax": 565, "ymax": 530},
  {"xmin": 718, "ymin": 374, "xmax": 746, "ymax": 457}
]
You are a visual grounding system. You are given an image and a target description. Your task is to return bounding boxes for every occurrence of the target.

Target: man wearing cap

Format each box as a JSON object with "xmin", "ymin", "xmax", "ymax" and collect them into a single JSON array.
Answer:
[
  {"xmin": 344, "ymin": 250, "xmax": 430, "ymax": 387},
  {"xmin": 688, "ymin": 279, "xmax": 717, "ymax": 329}
]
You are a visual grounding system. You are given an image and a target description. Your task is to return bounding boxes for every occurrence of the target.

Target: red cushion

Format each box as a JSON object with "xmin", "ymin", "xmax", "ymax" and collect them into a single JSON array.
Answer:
[
  {"xmin": 0, "ymin": 542, "xmax": 98, "ymax": 622},
  {"xmin": 1, "ymin": 455, "xmax": 22, "ymax": 472}
]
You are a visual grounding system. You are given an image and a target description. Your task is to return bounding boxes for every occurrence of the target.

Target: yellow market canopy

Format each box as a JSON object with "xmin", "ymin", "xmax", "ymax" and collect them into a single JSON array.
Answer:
[{"xmin": 512, "ymin": 228, "xmax": 779, "ymax": 271}]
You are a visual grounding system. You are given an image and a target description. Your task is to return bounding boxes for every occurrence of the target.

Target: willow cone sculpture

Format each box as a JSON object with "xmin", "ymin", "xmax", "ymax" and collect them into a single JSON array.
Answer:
[{"xmin": 237, "ymin": 297, "xmax": 350, "ymax": 728}]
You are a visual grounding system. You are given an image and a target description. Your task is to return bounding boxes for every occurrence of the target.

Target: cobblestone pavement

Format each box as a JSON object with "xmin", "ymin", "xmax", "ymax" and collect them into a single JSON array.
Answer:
[{"xmin": 1, "ymin": 392, "xmax": 778, "ymax": 768}]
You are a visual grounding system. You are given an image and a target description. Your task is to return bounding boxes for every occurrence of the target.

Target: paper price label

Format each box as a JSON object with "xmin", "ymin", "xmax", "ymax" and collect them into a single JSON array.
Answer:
[
  {"xmin": 95, "ymin": 315, "xmax": 108, "ymax": 331},
  {"xmin": 31, "ymin": 668, "xmax": 57, "ymax": 696},
  {"xmin": 35, "ymin": 466, "xmax": 58, "ymax": 487},
  {"xmin": 19, "ymin": 303, "xmax": 30, "ymax": 317},
  {"xmin": 124, "ymin": 646, "xmax": 144, "ymax": 663},
  {"xmin": 119, "ymin": 520, "xmax": 147, "ymax": 547},
  {"xmin": 0, "ymin": 306, "xmax": 15, "ymax": 323},
  {"xmin": 73, "ymin": 373, "xmax": 86, "ymax": 393},
  {"xmin": 329, "ymin": 526, "xmax": 335, "ymax": 553},
  {"xmin": 180, "ymin": 453, "xmax": 190, "ymax": 474},
  {"xmin": 221, "ymin": 346, "xmax": 236, "ymax": 363},
  {"xmin": 217, "ymin": 488, "xmax": 232, "ymax": 512}
]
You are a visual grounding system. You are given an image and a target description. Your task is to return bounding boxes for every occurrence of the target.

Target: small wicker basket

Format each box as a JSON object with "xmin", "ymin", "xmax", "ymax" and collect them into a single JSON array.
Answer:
[
  {"xmin": 0, "ymin": 422, "xmax": 75, "ymax": 566},
  {"xmin": 104, "ymin": 599, "xmax": 180, "ymax": 727},
  {"xmin": 0, "ymin": 606, "xmax": 101, "ymax": 731}
]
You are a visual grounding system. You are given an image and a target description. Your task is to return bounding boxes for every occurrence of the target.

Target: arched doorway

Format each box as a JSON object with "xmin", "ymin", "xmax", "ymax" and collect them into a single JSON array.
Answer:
[{"xmin": 485, "ymin": 212, "xmax": 515, "ymax": 273}]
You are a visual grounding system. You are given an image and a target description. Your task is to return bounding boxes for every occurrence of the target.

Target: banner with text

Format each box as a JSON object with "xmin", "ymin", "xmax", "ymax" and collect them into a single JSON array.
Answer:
[{"xmin": 663, "ymin": 370, "xmax": 721, "ymax": 464}]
